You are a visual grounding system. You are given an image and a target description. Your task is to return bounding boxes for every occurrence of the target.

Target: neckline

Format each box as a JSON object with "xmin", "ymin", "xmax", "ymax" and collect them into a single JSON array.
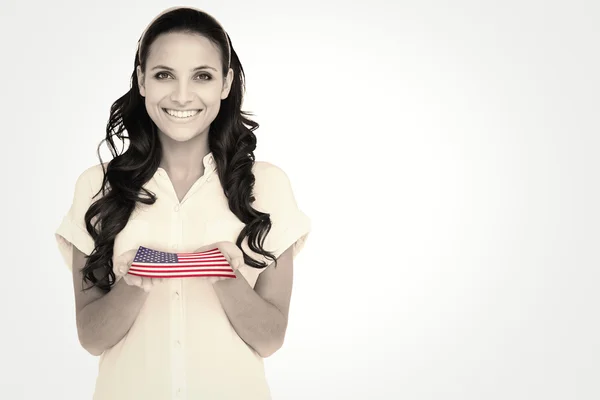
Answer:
[{"xmin": 156, "ymin": 151, "xmax": 216, "ymax": 174}]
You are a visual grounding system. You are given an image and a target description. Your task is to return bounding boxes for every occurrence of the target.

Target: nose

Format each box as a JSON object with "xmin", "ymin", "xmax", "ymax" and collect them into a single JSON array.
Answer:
[{"xmin": 170, "ymin": 81, "xmax": 194, "ymax": 105}]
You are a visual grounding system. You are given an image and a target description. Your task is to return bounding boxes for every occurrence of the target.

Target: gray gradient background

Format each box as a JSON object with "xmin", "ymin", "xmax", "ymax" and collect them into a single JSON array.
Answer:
[{"xmin": 0, "ymin": 0, "xmax": 598, "ymax": 399}]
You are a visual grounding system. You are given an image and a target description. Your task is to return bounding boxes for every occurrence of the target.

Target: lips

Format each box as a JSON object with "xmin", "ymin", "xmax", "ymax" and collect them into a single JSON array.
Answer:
[{"xmin": 162, "ymin": 108, "xmax": 203, "ymax": 121}]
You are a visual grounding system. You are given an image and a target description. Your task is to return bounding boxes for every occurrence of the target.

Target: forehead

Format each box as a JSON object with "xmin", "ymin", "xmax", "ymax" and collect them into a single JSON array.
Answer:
[{"xmin": 147, "ymin": 32, "xmax": 222, "ymax": 67}]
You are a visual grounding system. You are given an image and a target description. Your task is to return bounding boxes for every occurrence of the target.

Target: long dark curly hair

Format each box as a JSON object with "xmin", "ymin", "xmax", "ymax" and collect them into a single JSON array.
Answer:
[{"xmin": 81, "ymin": 7, "xmax": 277, "ymax": 293}]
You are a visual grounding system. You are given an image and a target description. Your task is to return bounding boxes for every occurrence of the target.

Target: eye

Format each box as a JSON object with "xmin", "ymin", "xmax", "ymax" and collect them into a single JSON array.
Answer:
[
  {"xmin": 154, "ymin": 72, "xmax": 171, "ymax": 80},
  {"xmin": 153, "ymin": 72, "xmax": 212, "ymax": 81},
  {"xmin": 196, "ymin": 73, "xmax": 212, "ymax": 81}
]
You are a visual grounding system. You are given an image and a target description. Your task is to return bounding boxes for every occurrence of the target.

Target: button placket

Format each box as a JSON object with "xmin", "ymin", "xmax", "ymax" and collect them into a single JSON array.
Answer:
[
  {"xmin": 170, "ymin": 278, "xmax": 185, "ymax": 399},
  {"xmin": 170, "ymin": 202, "xmax": 185, "ymax": 399},
  {"xmin": 170, "ymin": 201, "xmax": 182, "ymax": 252}
]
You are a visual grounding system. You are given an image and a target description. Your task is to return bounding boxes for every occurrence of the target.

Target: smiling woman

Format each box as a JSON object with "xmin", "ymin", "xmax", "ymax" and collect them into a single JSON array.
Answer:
[
  {"xmin": 137, "ymin": 32, "xmax": 232, "ymax": 136},
  {"xmin": 54, "ymin": 6, "xmax": 311, "ymax": 400}
]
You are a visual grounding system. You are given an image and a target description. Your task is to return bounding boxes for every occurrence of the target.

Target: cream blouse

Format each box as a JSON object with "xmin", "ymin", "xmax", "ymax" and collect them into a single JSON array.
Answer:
[{"xmin": 54, "ymin": 152, "xmax": 311, "ymax": 400}]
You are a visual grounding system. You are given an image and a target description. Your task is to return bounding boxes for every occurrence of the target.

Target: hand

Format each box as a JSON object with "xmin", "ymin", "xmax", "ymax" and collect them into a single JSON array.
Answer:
[
  {"xmin": 113, "ymin": 248, "xmax": 164, "ymax": 292},
  {"xmin": 192, "ymin": 241, "xmax": 244, "ymax": 284}
]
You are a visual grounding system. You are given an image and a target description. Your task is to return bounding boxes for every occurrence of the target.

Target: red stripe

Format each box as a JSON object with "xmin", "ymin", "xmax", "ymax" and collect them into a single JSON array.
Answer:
[
  {"xmin": 127, "ymin": 271, "xmax": 236, "ymax": 279},
  {"xmin": 177, "ymin": 254, "xmax": 222, "ymax": 259},
  {"xmin": 175, "ymin": 259, "xmax": 227, "ymax": 264},
  {"xmin": 176, "ymin": 248, "xmax": 220, "ymax": 256},
  {"xmin": 131, "ymin": 262, "xmax": 230, "ymax": 268},
  {"xmin": 130, "ymin": 267, "xmax": 232, "ymax": 273}
]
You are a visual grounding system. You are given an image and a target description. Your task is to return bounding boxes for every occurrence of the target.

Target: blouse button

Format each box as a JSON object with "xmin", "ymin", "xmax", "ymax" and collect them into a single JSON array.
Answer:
[
  {"xmin": 174, "ymin": 204, "xmax": 180, "ymax": 212},
  {"xmin": 171, "ymin": 243, "xmax": 178, "ymax": 250}
]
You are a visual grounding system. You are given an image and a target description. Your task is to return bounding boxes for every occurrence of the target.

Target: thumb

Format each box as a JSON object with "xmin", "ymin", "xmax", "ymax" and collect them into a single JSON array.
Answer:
[
  {"xmin": 117, "ymin": 261, "xmax": 128, "ymax": 276},
  {"xmin": 125, "ymin": 274, "xmax": 142, "ymax": 288},
  {"xmin": 225, "ymin": 254, "xmax": 242, "ymax": 271},
  {"xmin": 141, "ymin": 278, "xmax": 153, "ymax": 293}
]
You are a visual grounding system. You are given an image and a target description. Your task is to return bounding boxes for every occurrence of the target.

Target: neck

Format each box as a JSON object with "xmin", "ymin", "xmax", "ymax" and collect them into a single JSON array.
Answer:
[{"xmin": 158, "ymin": 130, "xmax": 210, "ymax": 180}]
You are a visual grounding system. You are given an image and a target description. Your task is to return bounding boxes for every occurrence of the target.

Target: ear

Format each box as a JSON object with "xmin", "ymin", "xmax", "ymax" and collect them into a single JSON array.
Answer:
[
  {"xmin": 136, "ymin": 65, "xmax": 146, "ymax": 97},
  {"xmin": 220, "ymin": 68, "xmax": 234, "ymax": 100}
]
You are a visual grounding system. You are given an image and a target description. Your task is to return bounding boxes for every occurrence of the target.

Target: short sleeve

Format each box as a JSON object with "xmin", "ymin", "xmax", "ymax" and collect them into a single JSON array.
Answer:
[
  {"xmin": 54, "ymin": 167, "xmax": 98, "ymax": 273},
  {"xmin": 246, "ymin": 162, "xmax": 311, "ymax": 264}
]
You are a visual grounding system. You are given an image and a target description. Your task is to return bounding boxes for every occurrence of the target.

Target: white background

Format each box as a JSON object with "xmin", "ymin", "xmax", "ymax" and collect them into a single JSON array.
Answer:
[{"xmin": 1, "ymin": 0, "xmax": 599, "ymax": 399}]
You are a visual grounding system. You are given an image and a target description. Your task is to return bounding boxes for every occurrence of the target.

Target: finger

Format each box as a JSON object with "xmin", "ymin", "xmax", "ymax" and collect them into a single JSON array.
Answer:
[
  {"xmin": 225, "ymin": 255, "xmax": 237, "ymax": 270},
  {"xmin": 220, "ymin": 241, "xmax": 238, "ymax": 255},
  {"xmin": 114, "ymin": 254, "xmax": 135, "ymax": 275},
  {"xmin": 151, "ymin": 277, "xmax": 164, "ymax": 287},
  {"xmin": 113, "ymin": 258, "xmax": 124, "ymax": 274},
  {"xmin": 228, "ymin": 253, "xmax": 244, "ymax": 271},
  {"xmin": 217, "ymin": 242, "xmax": 239, "ymax": 265},
  {"xmin": 207, "ymin": 276, "xmax": 220, "ymax": 285},
  {"xmin": 130, "ymin": 275, "xmax": 143, "ymax": 288},
  {"xmin": 141, "ymin": 278, "xmax": 152, "ymax": 292},
  {"xmin": 233, "ymin": 252, "xmax": 244, "ymax": 270},
  {"xmin": 235, "ymin": 259, "xmax": 243, "ymax": 271},
  {"xmin": 116, "ymin": 262, "xmax": 128, "ymax": 277}
]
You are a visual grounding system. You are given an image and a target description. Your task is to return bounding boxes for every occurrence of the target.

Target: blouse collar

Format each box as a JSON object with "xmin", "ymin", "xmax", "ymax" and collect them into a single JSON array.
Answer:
[{"xmin": 155, "ymin": 151, "xmax": 217, "ymax": 177}]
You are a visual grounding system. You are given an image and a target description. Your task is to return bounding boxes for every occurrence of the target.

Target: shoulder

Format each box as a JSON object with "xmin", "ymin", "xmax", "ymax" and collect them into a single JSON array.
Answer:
[
  {"xmin": 74, "ymin": 162, "xmax": 108, "ymax": 196},
  {"xmin": 251, "ymin": 160, "xmax": 300, "ymax": 211},
  {"xmin": 79, "ymin": 162, "xmax": 107, "ymax": 180},
  {"xmin": 251, "ymin": 160, "xmax": 290, "ymax": 186}
]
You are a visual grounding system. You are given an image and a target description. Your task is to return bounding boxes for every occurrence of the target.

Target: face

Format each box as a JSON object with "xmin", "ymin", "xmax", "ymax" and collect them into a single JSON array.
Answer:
[{"xmin": 136, "ymin": 32, "xmax": 234, "ymax": 143}]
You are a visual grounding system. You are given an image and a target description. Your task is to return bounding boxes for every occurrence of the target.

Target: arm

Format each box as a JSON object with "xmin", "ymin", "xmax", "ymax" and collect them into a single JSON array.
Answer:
[
  {"xmin": 212, "ymin": 245, "xmax": 294, "ymax": 358},
  {"xmin": 72, "ymin": 246, "xmax": 149, "ymax": 356}
]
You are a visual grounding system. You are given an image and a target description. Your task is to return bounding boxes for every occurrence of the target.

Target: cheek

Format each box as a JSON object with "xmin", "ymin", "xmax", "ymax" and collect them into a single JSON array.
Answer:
[
  {"xmin": 142, "ymin": 82, "xmax": 223, "ymax": 107},
  {"xmin": 206, "ymin": 89, "xmax": 225, "ymax": 109},
  {"xmin": 144, "ymin": 87, "xmax": 165, "ymax": 104},
  {"xmin": 202, "ymin": 83, "xmax": 226, "ymax": 102}
]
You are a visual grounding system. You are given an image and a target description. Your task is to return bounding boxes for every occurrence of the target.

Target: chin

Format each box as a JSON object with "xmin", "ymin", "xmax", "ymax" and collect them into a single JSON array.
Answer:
[
  {"xmin": 157, "ymin": 126, "xmax": 204, "ymax": 142},
  {"xmin": 162, "ymin": 132, "xmax": 199, "ymax": 142}
]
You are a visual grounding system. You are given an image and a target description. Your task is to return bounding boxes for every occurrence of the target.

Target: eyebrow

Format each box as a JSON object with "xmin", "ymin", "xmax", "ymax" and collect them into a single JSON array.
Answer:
[{"xmin": 150, "ymin": 65, "xmax": 217, "ymax": 72}]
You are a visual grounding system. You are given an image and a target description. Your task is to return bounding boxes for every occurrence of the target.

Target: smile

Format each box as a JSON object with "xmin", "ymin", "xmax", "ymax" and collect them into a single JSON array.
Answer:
[{"xmin": 162, "ymin": 108, "xmax": 202, "ymax": 120}]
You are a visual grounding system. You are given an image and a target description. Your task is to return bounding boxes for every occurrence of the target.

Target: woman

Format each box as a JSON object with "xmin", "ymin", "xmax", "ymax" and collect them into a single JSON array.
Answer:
[{"xmin": 54, "ymin": 6, "xmax": 311, "ymax": 400}]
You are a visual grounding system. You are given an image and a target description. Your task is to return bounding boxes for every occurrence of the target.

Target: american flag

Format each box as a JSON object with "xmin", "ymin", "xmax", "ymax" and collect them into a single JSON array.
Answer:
[{"xmin": 128, "ymin": 246, "xmax": 236, "ymax": 279}]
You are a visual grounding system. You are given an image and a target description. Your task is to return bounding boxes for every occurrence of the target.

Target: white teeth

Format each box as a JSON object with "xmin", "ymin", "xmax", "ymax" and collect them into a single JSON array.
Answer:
[{"xmin": 165, "ymin": 109, "xmax": 200, "ymax": 118}]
